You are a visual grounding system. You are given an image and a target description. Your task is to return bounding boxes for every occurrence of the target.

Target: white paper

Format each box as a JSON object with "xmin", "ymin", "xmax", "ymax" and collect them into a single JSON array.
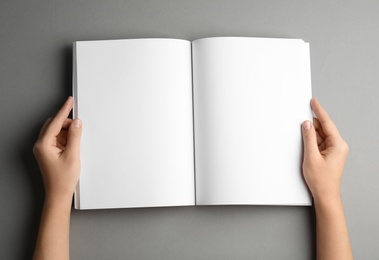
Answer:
[
  {"xmin": 74, "ymin": 39, "xmax": 195, "ymax": 209},
  {"xmin": 192, "ymin": 37, "xmax": 312, "ymax": 205}
]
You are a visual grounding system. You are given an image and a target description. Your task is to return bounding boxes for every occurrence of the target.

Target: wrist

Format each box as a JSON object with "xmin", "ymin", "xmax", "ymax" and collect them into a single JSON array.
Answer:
[
  {"xmin": 310, "ymin": 186, "xmax": 341, "ymax": 206},
  {"xmin": 313, "ymin": 194, "xmax": 343, "ymax": 211},
  {"xmin": 44, "ymin": 192, "xmax": 73, "ymax": 210}
]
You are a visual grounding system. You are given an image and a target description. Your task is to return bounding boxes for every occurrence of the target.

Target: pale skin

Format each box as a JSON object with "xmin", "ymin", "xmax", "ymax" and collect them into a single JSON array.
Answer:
[
  {"xmin": 33, "ymin": 97, "xmax": 352, "ymax": 260},
  {"xmin": 302, "ymin": 98, "xmax": 353, "ymax": 260},
  {"xmin": 33, "ymin": 96, "xmax": 82, "ymax": 260}
]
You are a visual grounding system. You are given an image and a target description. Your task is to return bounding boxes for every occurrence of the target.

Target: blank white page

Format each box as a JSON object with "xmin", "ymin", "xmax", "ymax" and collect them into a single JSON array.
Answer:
[
  {"xmin": 192, "ymin": 37, "xmax": 312, "ymax": 206},
  {"xmin": 74, "ymin": 39, "xmax": 194, "ymax": 209}
]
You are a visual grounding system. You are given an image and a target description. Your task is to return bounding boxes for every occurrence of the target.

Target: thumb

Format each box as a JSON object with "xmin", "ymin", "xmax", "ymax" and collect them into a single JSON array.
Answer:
[
  {"xmin": 65, "ymin": 118, "xmax": 82, "ymax": 156},
  {"xmin": 301, "ymin": 120, "xmax": 319, "ymax": 157}
]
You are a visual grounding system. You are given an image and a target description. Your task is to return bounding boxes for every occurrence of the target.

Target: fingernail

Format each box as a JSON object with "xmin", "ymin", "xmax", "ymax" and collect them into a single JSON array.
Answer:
[
  {"xmin": 74, "ymin": 118, "xmax": 82, "ymax": 128},
  {"xmin": 303, "ymin": 121, "xmax": 311, "ymax": 130}
]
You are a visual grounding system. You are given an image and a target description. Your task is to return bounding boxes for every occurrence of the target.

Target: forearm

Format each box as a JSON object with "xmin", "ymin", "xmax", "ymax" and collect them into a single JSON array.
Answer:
[
  {"xmin": 314, "ymin": 197, "xmax": 353, "ymax": 260},
  {"xmin": 33, "ymin": 196, "xmax": 72, "ymax": 260}
]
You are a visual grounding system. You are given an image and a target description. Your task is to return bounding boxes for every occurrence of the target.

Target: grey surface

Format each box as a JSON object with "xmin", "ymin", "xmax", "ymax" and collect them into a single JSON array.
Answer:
[{"xmin": 1, "ymin": 0, "xmax": 378, "ymax": 259}]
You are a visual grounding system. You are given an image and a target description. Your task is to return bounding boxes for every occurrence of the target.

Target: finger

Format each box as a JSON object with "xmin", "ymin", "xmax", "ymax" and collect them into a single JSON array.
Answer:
[
  {"xmin": 311, "ymin": 98, "xmax": 340, "ymax": 139},
  {"xmin": 62, "ymin": 118, "xmax": 73, "ymax": 130},
  {"xmin": 38, "ymin": 118, "xmax": 53, "ymax": 139},
  {"xmin": 56, "ymin": 139, "xmax": 66, "ymax": 151},
  {"xmin": 45, "ymin": 96, "xmax": 74, "ymax": 136},
  {"xmin": 313, "ymin": 117, "xmax": 326, "ymax": 139},
  {"xmin": 301, "ymin": 120, "xmax": 320, "ymax": 157},
  {"xmin": 313, "ymin": 118, "xmax": 326, "ymax": 146},
  {"xmin": 318, "ymin": 141, "xmax": 326, "ymax": 152},
  {"xmin": 65, "ymin": 118, "xmax": 82, "ymax": 157},
  {"xmin": 54, "ymin": 119, "xmax": 72, "ymax": 147},
  {"xmin": 57, "ymin": 129, "xmax": 68, "ymax": 146},
  {"xmin": 316, "ymin": 131, "xmax": 324, "ymax": 146}
]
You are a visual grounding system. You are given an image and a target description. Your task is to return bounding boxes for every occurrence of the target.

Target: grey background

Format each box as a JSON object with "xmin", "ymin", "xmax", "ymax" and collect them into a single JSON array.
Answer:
[{"xmin": 1, "ymin": 0, "xmax": 378, "ymax": 259}]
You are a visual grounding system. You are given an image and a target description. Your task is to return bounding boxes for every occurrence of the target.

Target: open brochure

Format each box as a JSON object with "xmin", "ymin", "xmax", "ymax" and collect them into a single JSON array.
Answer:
[{"xmin": 73, "ymin": 37, "xmax": 312, "ymax": 209}]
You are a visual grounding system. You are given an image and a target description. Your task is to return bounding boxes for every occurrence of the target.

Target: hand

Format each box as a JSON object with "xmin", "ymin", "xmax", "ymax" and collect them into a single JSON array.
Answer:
[
  {"xmin": 302, "ymin": 98, "xmax": 353, "ymax": 260},
  {"xmin": 33, "ymin": 96, "xmax": 82, "ymax": 202},
  {"xmin": 301, "ymin": 98, "xmax": 349, "ymax": 203}
]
